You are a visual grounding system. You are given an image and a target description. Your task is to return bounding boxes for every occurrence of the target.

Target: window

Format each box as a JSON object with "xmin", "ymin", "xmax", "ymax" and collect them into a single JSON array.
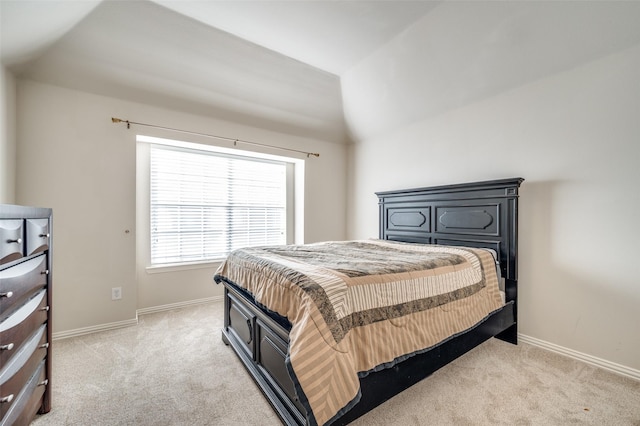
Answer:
[{"xmin": 148, "ymin": 142, "xmax": 293, "ymax": 265}]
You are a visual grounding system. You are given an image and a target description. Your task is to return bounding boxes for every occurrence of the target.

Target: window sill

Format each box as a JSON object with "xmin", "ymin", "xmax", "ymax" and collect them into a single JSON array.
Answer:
[{"xmin": 146, "ymin": 260, "xmax": 223, "ymax": 274}]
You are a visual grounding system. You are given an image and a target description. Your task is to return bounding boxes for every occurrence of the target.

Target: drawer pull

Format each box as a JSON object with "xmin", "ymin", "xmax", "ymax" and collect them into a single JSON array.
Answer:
[
  {"xmin": 0, "ymin": 291, "xmax": 13, "ymax": 298},
  {"xmin": 40, "ymin": 306, "xmax": 50, "ymax": 312},
  {"xmin": 7, "ymin": 238, "xmax": 22, "ymax": 244},
  {"xmin": 40, "ymin": 343, "xmax": 50, "ymax": 349},
  {"xmin": 39, "ymin": 233, "xmax": 50, "ymax": 238},
  {"xmin": 41, "ymin": 269, "xmax": 50, "ymax": 275},
  {"xmin": 0, "ymin": 394, "xmax": 14, "ymax": 403},
  {"xmin": 38, "ymin": 379, "xmax": 49, "ymax": 387},
  {"xmin": 0, "ymin": 343, "xmax": 14, "ymax": 351}
]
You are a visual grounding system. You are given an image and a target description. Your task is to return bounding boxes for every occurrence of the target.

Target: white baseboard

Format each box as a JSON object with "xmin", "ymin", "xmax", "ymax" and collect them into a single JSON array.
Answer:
[
  {"xmin": 136, "ymin": 295, "xmax": 223, "ymax": 315},
  {"xmin": 53, "ymin": 318, "xmax": 139, "ymax": 340},
  {"xmin": 52, "ymin": 296, "xmax": 223, "ymax": 341},
  {"xmin": 518, "ymin": 333, "xmax": 640, "ymax": 381}
]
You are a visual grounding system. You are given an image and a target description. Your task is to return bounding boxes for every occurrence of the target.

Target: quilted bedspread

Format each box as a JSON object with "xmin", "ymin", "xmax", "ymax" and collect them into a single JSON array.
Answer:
[{"xmin": 214, "ymin": 239, "xmax": 504, "ymax": 425}]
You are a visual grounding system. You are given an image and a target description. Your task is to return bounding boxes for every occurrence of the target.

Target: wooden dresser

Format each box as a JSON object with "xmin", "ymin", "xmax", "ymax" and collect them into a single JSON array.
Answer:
[{"xmin": 0, "ymin": 205, "xmax": 52, "ymax": 426}]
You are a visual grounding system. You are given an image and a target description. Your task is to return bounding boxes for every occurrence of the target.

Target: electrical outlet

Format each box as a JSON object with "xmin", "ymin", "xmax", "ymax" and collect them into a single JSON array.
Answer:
[{"xmin": 111, "ymin": 287, "xmax": 122, "ymax": 300}]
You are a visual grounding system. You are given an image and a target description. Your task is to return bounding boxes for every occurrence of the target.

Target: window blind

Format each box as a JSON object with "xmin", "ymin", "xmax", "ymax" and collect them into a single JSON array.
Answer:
[{"xmin": 150, "ymin": 144, "xmax": 287, "ymax": 265}]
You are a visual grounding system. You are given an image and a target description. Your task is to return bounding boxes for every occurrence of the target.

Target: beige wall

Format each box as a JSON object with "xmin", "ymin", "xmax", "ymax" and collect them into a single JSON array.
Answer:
[
  {"xmin": 0, "ymin": 65, "xmax": 16, "ymax": 203},
  {"xmin": 342, "ymin": 4, "xmax": 640, "ymax": 371},
  {"xmin": 16, "ymin": 80, "xmax": 347, "ymax": 332}
]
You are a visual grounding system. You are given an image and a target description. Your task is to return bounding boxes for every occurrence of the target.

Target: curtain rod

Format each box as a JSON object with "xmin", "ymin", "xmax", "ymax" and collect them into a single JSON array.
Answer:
[{"xmin": 111, "ymin": 117, "xmax": 320, "ymax": 158}]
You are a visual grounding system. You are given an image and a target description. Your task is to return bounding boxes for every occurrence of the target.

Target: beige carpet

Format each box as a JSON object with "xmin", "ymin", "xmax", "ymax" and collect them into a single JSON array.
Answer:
[{"xmin": 32, "ymin": 301, "xmax": 640, "ymax": 426}]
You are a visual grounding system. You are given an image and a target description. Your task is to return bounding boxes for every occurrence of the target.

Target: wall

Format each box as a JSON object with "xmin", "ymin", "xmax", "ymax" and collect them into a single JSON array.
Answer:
[
  {"xmin": 0, "ymin": 65, "xmax": 16, "ymax": 203},
  {"xmin": 343, "ymin": 3, "xmax": 640, "ymax": 372},
  {"xmin": 16, "ymin": 80, "xmax": 347, "ymax": 333}
]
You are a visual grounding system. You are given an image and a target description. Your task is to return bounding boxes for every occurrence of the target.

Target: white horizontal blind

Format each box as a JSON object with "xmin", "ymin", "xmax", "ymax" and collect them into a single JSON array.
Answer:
[{"xmin": 150, "ymin": 144, "xmax": 287, "ymax": 265}]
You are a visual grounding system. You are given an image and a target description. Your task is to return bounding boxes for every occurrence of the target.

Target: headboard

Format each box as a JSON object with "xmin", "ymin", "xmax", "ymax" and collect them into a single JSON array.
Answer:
[{"xmin": 376, "ymin": 178, "xmax": 524, "ymax": 304}]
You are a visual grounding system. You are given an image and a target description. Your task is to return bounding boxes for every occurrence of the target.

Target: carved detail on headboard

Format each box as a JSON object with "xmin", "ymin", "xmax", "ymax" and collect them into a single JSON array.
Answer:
[
  {"xmin": 387, "ymin": 207, "xmax": 430, "ymax": 233},
  {"xmin": 438, "ymin": 208, "xmax": 495, "ymax": 232},
  {"xmin": 390, "ymin": 211, "xmax": 427, "ymax": 228},
  {"xmin": 376, "ymin": 178, "xmax": 523, "ymax": 283}
]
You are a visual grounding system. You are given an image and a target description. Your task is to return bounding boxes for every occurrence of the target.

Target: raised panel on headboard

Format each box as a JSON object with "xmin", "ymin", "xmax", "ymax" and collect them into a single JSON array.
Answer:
[{"xmin": 376, "ymin": 178, "xmax": 523, "ymax": 285}]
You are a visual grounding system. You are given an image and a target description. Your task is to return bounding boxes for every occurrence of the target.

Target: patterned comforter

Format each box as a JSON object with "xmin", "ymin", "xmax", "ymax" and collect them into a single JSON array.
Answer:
[{"xmin": 214, "ymin": 239, "xmax": 504, "ymax": 425}]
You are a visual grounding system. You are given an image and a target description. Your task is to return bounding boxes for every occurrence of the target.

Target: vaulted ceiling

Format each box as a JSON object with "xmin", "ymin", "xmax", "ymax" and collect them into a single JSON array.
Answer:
[
  {"xmin": 2, "ymin": 1, "xmax": 640, "ymax": 145},
  {"xmin": 0, "ymin": 1, "xmax": 439, "ymax": 143},
  {"xmin": 1, "ymin": 1, "xmax": 439, "ymax": 75}
]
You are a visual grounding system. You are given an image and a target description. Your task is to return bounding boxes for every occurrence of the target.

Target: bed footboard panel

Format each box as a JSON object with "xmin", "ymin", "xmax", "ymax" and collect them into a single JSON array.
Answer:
[{"xmin": 222, "ymin": 283, "xmax": 307, "ymax": 426}]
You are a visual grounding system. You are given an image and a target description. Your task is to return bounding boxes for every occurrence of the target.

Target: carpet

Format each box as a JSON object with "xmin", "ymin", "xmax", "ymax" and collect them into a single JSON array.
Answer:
[{"xmin": 32, "ymin": 301, "xmax": 640, "ymax": 425}]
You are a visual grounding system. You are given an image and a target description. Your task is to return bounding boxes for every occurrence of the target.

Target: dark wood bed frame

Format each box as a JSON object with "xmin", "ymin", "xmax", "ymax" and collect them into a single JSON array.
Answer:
[{"xmin": 219, "ymin": 177, "xmax": 524, "ymax": 425}]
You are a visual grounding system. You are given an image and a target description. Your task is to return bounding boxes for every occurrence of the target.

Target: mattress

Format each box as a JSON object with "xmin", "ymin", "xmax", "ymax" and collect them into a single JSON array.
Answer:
[{"xmin": 214, "ymin": 239, "xmax": 504, "ymax": 425}]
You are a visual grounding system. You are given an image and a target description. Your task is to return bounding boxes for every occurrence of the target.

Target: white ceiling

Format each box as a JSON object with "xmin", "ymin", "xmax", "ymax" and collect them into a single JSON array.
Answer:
[
  {"xmin": 0, "ymin": 0, "xmax": 441, "ymax": 144},
  {"xmin": 0, "ymin": 0, "xmax": 102, "ymax": 66},
  {"xmin": 154, "ymin": 1, "xmax": 441, "ymax": 76},
  {"xmin": 0, "ymin": 0, "xmax": 439, "ymax": 75}
]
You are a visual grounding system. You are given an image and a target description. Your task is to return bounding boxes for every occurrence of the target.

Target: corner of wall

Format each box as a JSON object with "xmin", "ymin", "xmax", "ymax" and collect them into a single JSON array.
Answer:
[{"xmin": 0, "ymin": 65, "xmax": 17, "ymax": 203}]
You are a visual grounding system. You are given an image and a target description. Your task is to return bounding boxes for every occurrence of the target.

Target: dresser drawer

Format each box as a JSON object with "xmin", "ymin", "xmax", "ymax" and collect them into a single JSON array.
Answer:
[
  {"xmin": 0, "ymin": 220, "xmax": 24, "ymax": 265},
  {"xmin": 0, "ymin": 359, "xmax": 46, "ymax": 426},
  {"xmin": 0, "ymin": 255, "xmax": 48, "ymax": 321},
  {"xmin": 26, "ymin": 219, "xmax": 50, "ymax": 257},
  {"xmin": 0, "ymin": 325, "xmax": 48, "ymax": 419},
  {"xmin": 1, "ymin": 290, "xmax": 49, "ymax": 369}
]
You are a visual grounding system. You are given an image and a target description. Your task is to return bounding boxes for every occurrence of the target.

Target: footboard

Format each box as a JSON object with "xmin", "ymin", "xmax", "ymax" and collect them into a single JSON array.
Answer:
[{"xmin": 222, "ymin": 282, "xmax": 307, "ymax": 425}]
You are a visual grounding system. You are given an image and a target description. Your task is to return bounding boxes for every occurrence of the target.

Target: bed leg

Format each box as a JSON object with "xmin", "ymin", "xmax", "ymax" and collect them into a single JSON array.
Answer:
[
  {"xmin": 495, "ymin": 323, "xmax": 517, "ymax": 345},
  {"xmin": 221, "ymin": 330, "xmax": 230, "ymax": 346}
]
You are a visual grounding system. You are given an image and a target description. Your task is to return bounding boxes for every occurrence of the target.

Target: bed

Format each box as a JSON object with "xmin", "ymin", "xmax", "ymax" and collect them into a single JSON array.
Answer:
[{"xmin": 214, "ymin": 177, "xmax": 523, "ymax": 425}]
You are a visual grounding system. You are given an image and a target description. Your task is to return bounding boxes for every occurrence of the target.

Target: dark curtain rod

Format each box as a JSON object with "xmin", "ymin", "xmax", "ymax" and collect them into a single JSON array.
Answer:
[{"xmin": 111, "ymin": 117, "xmax": 320, "ymax": 158}]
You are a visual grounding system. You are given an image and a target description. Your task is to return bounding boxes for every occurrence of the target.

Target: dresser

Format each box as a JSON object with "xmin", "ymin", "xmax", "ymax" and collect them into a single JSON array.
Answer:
[{"xmin": 0, "ymin": 205, "xmax": 52, "ymax": 426}]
